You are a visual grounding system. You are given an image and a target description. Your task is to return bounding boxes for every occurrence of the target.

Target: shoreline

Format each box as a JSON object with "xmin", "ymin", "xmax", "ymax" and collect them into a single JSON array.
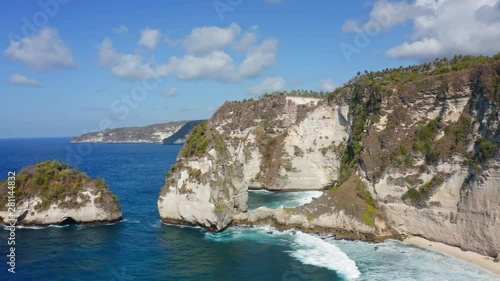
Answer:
[{"xmin": 404, "ymin": 236, "xmax": 500, "ymax": 276}]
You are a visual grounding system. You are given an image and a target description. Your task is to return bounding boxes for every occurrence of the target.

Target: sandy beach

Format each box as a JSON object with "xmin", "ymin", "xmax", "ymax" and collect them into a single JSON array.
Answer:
[{"xmin": 404, "ymin": 236, "xmax": 500, "ymax": 276}]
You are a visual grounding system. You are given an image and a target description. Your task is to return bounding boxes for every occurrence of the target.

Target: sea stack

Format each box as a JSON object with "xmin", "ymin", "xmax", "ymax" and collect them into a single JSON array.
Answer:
[{"xmin": 0, "ymin": 160, "xmax": 123, "ymax": 226}]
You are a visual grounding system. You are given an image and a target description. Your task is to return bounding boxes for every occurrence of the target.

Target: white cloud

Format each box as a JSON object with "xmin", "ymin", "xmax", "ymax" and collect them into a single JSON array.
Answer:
[
  {"xmin": 343, "ymin": 1, "xmax": 429, "ymax": 33},
  {"xmin": 4, "ymin": 27, "xmax": 77, "ymax": 70},
  {"xmin": 248, "ymin": 77, "xmax": 286, "ymax": 96},
  {"xmin": 233, "ymin": 26, "xmax": 259, "ymax": 52},
  {"xmin": 168, "ymin": 51, "xmax": 237, "ymax": 82},
  {"xmin": 99, "ymin": 24, "xmax": 278, "ymax": 82},
  {"xmin": 344, "ymin": 0, "xmax": 500, "ymax": 61},
  {"xmin": 7, "ymin": 74, "xmax": 44, "ymax": 87},
  {"xmin": 113, "ymin": 25, "xmax": 128, "ymax": 34},
  {"xmin": 318, "ymin": 78, "xmax": 336, "ymax": 92},
  {"xmin": 162, "ymin": 88, "xmax": 178, "ymax": 98},
  {"xmin": 183, "ymin": 23, "xmax": 241, "ymax": 55},
  {"xmin": 239, "ymin": 39, "xmax": 279, "ymax": 79},
  {"xmin": 98, "ymin": 37, "xmax": 169, "ymax": 80},
  {"xmin": 139, "ymin": 27, "xmax": 161, "ymax": 50}
]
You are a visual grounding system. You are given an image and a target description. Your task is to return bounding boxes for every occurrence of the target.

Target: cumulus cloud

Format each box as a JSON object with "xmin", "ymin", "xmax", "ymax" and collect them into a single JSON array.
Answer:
[
  {"xmin": 168, "ymin": 51, "xmax": 237, "ymax": 82},
  {"xmin": 139, "ymin": 27, "xmax": 161, "ymax": 50},
  {"xmin": 247, "ymin": 77, "xmax": 286, "ymax": 96},
  {"xmin": 318, "ymin": 78, "xmax": 336, "ymax": 92},
  {"xmin": 183, "ymin": 23, "xmax": 241, "ymax": 55},
  {"xmin": 99, "ymin": 24, "xmax": 278, "ymax": 82},
  {"xmin": 4, "ymin": 27, "xmax": 77, "ymax": 70},
  {"xmin": 342, "ymin": 1, "xmax": 429, "ymax": 33},
  {"xmin": 98, "ymin": 37, "xmax": 169, "ymax": 80},
  {"xmin": 343, "ymin": 0, "xmax": 500, "ymax": 61},
  {"xmin": 7, "ymin": 74, "xmax": 44, "ymax": 87},
  {"xmin": 113, "ymin": 25, "xmax": 128, "ymax": 34},
  {"xmin": 162, "ymin": 88, "xmax": 179, "ymax": 98},
  {"xmin": 239, "ymin": 39, "xmax": 279, "ymax": 79},
  {"xmin": 233, "ymin": 26, "xmax": 259, "ymax": 52}
]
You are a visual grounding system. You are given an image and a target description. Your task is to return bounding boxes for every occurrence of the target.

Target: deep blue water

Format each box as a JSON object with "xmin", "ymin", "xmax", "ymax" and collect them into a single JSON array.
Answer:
[{"xmin": 0, "ymin": 138, "xmax": 498, "ymax": 281}]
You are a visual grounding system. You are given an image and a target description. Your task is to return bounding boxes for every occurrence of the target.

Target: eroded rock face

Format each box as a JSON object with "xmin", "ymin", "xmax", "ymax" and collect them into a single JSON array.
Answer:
[
  {"xmin": 158, "ymin": 96, "xmax": 350, "ymax": 231},
  {"xmin": 0, "ymin": 161, "xmax": 123, "ymax": 226},
  {"xmin": 358, "ymin": 61, "xmax": 500, "ymax": 256},
  {"xmin": 371, "ymin": 160, "xmax": 500, "ymax": 257},
  {"xmin": 158, "ymin": 59, "xmax": 500, "ymax": 257}
]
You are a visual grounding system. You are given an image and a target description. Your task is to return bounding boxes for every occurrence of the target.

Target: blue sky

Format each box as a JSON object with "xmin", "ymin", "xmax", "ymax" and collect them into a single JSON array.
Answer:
[{"xmin": 1, "ymin": 0, "xmax": 499, "ymax": 138}]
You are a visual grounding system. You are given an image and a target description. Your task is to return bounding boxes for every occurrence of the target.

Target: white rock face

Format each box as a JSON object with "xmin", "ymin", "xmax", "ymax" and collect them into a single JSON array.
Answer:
[
  {"xmin": 281, "ymin": 103, "xmax": 349, "ymax": 190},
  {"xmin": 372, "ymin": 160, "xmax": 500, "ymax": 257},
  {"xmin": 0, "ymin": 188, "xmax": 122, "ymax": 226},
  {"xmin": 233, "ymin": 207, "xmax": 376, "ymax": 235},
  {"xmin": 158, "ymin": 96, "xmax": 350, "ymax": 231}
]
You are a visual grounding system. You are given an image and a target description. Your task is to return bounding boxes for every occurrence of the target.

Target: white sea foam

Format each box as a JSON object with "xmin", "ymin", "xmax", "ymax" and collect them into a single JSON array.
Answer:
[
  {"xmin": 292, "ymin": 190, "xmax": 323, "ymax": 206},
  {"xmin": 48, "ymin": 224, "xmax": 70, "ymax": 228},
  {"xmin": 248, "ymin": 190, "xmax": 323, "ymax": 210},
  {"xmin": 248, "ymin": 189, "xmax": 272, "ymax": 194},
  {"xmin": 289, "ymin": 232, "xmax": 361, "ymax": 280},
  {"xmin": 5, "ymin": 225, "xmax": 46, "ymax": 230},
  {"xmin": 205, "ymin": 227, "xmax": 360, "ymax": 279},
  {"xmin": 327, "ymin": 239, "xmax": 500, "ymax": 281}
]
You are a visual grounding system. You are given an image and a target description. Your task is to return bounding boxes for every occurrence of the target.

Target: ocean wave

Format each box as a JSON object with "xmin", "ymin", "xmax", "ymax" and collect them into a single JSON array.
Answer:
[
  {"xmin": 205, "ymin": 226, "xmax": 360, "ymax": 279},
  {"xmin": 204, "ymin": 226, "xmax": 283, "ymax": 243},
  {"xmin": 248, "ymin": 189, "xmax": 272, "ymax": 194},
  {"xmin": 290, "ymin": 232, "xmax": 361, "ymax": 280},
  {"xmin": 248, "ymin": 190, "xmax": 323, "ymax": 210},
  {"xmin": 4, "ymin": 225, "xmax": 46, "ymax": 230},
  {"xmin": 123, "ymin": 219, "xmax": 140, "ymax": 224}
]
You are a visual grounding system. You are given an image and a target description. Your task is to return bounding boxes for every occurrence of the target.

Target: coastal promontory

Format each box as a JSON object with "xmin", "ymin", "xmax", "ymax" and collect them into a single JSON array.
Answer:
[{"xmin": 158, "ymin": 55, "xmax": 500, "ymax": 258}]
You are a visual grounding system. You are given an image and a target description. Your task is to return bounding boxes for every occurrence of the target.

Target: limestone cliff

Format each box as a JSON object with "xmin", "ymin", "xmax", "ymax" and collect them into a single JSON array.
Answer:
[
  {"xmin": 0, "ymin": 160, "xmax": 123, "ymax": 226},
  {"xmin": 356, "ymin": 59, "xmax": 500, "ymax": 257},
  {"xmin": 158, "ymin": 95, "xmax": 350, "ymax": 231},
  {"xmin": 158, "ymin": 55, "xmax": 500, "ymax": 257}
]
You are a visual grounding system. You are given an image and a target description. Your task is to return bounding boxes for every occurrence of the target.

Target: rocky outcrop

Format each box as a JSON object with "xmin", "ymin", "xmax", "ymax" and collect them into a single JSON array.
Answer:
[
  {"xmin": 157, "ymin": 57, "xmax": 500, "ymax": 257},
  {"xmin": 356, "ymin": 59, "xmax": 500, "ymax": 257},
  {"xmin": 71, "ymin": 121, "xmax": 188, "ymax": 143},
  {"xmin": 158, "ymin": 96, "xmax": 350, "ymax": 231},
  {"xmin": 0, "ymin": 161, "xmax": 122, "ymax": 226}
]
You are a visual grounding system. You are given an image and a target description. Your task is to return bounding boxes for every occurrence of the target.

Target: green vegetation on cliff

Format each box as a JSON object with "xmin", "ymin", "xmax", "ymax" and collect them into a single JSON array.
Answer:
[{"xmin": 0, "ymin": 160, "xmax": 120, "ymax": 213}]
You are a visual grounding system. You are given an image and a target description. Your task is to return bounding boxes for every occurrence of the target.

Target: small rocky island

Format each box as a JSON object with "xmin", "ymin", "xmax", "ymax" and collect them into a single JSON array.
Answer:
[{"xmin": 0, "ymin": 160, "xmax": 123, "ymax": 226}]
